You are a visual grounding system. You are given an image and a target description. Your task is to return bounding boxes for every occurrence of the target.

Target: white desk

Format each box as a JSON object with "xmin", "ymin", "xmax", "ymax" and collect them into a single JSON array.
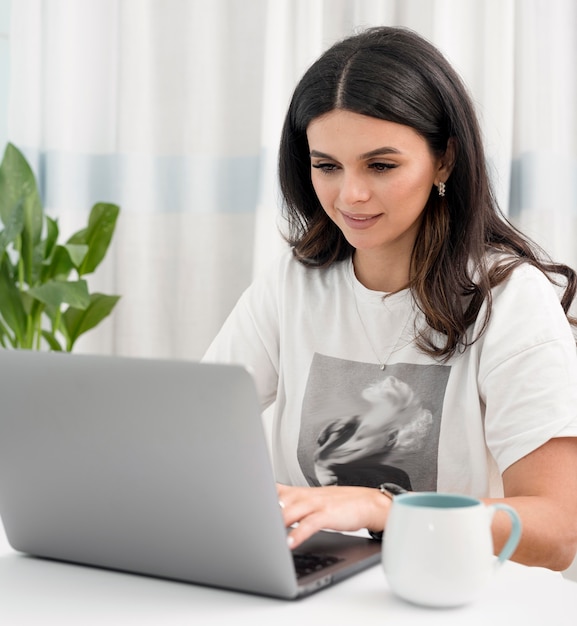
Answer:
[{"xmin": 0, "ymin": 526, "xmax": 575, "ymax": 626}]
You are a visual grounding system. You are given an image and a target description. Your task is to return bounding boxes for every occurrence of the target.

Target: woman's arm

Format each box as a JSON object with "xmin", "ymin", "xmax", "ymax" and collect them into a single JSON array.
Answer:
[
  {"xmin": 487, "ymin": 436, "xmax": 577, "ymax": 571},
  {"xmin": 278, "ymin": 436, "xmax": 577, "ymax": 570}
]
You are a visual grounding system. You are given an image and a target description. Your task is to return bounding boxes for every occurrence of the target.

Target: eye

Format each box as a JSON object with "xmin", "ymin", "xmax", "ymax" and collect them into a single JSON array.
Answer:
[
  {"xmin": 311, "ymin": 163, "xmax": 339, "ymax": 174},
  {"xmin": 368, "ymin": 162, "xmax": 397, "ymax": 172}
]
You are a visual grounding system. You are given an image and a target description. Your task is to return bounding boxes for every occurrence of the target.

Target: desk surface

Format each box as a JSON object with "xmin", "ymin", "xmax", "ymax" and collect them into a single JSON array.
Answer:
[{"xmin": 0, "ymin": 526, "xmax": 575, "ymax": 626}]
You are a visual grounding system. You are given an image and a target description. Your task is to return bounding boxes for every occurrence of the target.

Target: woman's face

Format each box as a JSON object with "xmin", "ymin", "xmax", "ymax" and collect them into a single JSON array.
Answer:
[{"xmin": 307, "ymin": 109, "xmax": 449, "ymax": 263}]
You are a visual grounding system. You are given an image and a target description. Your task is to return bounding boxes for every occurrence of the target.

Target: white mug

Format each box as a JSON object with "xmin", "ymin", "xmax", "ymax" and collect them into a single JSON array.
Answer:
[{"xmin": 382, "ymin": 492, "xmax": 522, "ymax": 608}]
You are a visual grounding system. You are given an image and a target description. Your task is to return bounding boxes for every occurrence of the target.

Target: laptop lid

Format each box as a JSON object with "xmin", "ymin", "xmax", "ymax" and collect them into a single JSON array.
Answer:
[{"xmin": 0, "ymin": 350, "xmax": 380, "ymax": 599}]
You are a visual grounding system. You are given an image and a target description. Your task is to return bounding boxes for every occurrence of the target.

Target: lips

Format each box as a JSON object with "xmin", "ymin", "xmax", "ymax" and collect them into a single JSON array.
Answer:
[{"xmin": 339, "ymin": 210, "xmax": 383, "ymax": 230}]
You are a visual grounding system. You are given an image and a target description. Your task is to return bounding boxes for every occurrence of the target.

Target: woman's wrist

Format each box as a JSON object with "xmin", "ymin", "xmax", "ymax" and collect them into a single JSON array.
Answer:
[{"xmin": 368, "ymin": 483, "xmax": 408, "ymax": 540}]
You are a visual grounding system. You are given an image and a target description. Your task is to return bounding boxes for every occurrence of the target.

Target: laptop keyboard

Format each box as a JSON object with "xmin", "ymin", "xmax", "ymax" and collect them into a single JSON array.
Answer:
[{"xmin": 292, "ymin": 552, "xmax": 344, "ymax": 579}]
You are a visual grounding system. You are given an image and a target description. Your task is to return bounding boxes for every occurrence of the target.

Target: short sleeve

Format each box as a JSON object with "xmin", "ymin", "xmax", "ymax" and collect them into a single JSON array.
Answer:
[{"xmin": 478, "ymin": 265, "xmax": 577, "ymax": 473}]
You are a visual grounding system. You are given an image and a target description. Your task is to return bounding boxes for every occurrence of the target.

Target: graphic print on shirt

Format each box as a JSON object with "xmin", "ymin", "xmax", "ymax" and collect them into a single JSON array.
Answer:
[{"xmin": 297, "ymin": 353, "xmax": 451, "ymax": 492}]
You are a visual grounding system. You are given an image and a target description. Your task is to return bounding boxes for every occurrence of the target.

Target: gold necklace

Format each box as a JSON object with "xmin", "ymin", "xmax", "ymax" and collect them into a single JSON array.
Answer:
[{"xmin": 350, "ymin": 269, "xmax": 413, "ymax": 370}]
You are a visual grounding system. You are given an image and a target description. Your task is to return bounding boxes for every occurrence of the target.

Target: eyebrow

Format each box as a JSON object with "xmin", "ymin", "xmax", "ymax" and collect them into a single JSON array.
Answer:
[{"xmin": 309, "ymin": 147, "xmax": 403, "ymax": 160}]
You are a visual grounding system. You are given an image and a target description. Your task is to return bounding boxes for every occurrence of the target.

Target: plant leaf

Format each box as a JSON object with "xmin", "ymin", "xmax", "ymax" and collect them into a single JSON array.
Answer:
[
  {"xmin": 27, "ymin": 279, "xmax": 91, "ymax": 309},
  {"xmin": 62, "ymin": 292, "xmax": 120, "ymax": 351},
  {"xmin": 0, "ymin": 144, "xmax": 44, "ymax": 285},
  {"xmin": 0, "ymin": 317, "xmax": 15, "ymax": 347},
  {"xmin": 0, "ymin": 198, "xmax": 25, "ymax": 258},
  {"xmin": 29, "ymin": 238, "xmax": 46, "ymax": 286},
  {"xmin": 0, "ymin": 144, "xmax": 36, "ymax": 224},
  {"xmin": 68, "ymin": 203, "xmax": 120, "ymax": 275},
  {"xmin": 42, "ymin": 243, "xmax": 89, "ymax": 282},
  {"xmin": 44, "ymin": 216, "xmax": 59, "ymax": 259},
  {"xmin": 0, "ymin": 258, "xmax": 27, "ymax": 343},
  {"xmin": 63, "ymin": 243, "xmax": 89, "ymax": 269},
  {"xmin": 44, "ymin": 245, "xmax": 75, "ymax": 280}
]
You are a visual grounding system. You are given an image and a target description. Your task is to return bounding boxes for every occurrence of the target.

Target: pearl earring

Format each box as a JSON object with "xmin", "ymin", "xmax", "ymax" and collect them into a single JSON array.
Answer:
[{"xmin": 438, "ymin": 181, "xmax": 446, "ymax": 197}]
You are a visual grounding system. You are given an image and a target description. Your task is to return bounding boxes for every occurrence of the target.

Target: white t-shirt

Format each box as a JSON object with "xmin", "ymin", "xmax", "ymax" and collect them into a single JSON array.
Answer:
[{"xmin": 203, "ymin": 250, "xmax": 577, "ymax": 498}]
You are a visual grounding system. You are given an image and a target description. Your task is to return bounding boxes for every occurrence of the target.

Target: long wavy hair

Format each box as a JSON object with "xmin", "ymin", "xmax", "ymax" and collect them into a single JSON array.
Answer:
[{"xmin": 278, "ymin": 26, "xmax": 576, "ymax": 360}]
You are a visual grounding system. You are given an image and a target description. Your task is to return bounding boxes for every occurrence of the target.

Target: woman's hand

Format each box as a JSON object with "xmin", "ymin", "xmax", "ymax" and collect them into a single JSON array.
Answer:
[{"xmin": 276, "ymin": 483, "xmax": 391, "ymax": 549}]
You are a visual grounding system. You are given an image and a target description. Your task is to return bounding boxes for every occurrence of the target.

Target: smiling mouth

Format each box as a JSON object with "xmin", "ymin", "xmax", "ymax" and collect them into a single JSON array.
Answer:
[{"xmin": 340, "ymin": 210, "xmax": 382, "ymax": 229}]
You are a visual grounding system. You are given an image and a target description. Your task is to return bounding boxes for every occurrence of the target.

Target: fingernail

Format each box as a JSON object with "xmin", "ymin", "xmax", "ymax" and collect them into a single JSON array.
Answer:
[{"xmin": 287, "ymin": 535, "xmax": 295, "ymax": 548}]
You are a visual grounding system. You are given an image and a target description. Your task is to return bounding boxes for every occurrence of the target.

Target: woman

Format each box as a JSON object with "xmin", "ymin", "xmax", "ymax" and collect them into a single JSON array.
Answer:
[{"xmin": 203, "ymin": 27, "xmax": 577, "ymax": 570}]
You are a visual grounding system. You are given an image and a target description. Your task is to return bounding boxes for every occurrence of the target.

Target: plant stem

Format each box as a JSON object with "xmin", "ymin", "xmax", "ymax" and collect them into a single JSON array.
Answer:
[
  {"xmin": 34, "ymin": 311, "xmax": 43, "ymax": 350},
  {"xmin": 24, "ymin": 313, "xmax": 33, "ymax": 349},
  {"xmin": 27, "ymin": 302, "xmax": 44, "ymax": 350},
  {"xmin": 53, "ymin": 307, "xmax": 62, "ymax": 350}
]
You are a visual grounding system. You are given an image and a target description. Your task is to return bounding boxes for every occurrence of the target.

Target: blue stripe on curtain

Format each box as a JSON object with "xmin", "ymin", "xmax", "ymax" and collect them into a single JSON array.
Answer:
[
  {"xmin": 509, "ymin": 153, "xmax": 577, "ymax": 218},
  {"xmin": 19, "ymin": 148, "xmax": 261, "ymax": 214}
]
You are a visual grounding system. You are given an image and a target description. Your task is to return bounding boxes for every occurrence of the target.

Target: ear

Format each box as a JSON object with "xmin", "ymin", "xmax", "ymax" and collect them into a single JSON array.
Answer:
[{"xmin": 436, "ymin": 137, "xmax": 456, "ymax": 184}]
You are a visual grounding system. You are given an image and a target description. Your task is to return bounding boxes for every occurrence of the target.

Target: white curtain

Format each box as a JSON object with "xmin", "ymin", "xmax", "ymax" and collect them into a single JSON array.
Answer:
[{"xmin": 7, "ymin": 0, "xmax": 577, "ymax": 359}]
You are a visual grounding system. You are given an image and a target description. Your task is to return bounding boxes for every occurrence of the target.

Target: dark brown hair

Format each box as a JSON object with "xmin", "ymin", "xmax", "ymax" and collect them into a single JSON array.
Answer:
[{"xmin": 278, "ymin": 26, "xmax": 576, "ymax": 359}]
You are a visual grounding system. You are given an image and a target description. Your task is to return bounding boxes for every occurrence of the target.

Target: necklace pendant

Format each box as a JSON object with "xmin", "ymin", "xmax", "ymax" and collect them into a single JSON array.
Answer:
[{"xmin": 379, "ymin": 364, "xmax": 386, "ymax": 371}]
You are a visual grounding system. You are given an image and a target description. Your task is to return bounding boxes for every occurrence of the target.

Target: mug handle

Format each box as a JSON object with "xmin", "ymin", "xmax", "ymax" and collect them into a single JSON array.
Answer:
[{"xmin": 489, "ymin": 503, "xmax": 522, "ymax": 564}]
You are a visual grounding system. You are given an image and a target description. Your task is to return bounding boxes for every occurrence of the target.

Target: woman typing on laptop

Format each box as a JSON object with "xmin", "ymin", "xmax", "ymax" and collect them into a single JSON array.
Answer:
[{"xmin": 203, "ymin": 27, "xmax": 577, "ymax": 571}]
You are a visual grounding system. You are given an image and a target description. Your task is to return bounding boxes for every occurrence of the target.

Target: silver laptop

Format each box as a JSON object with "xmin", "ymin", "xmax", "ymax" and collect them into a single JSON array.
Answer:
[{"xmin": 0, "ymin": 350, "xmax": 381, "ymax": 599}]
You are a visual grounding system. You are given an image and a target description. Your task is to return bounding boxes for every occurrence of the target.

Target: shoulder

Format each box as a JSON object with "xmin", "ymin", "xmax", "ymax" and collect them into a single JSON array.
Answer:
[
  {"xmin": 490, "ymin": 261, "xmax": 567, "ymax": 324},
  {"xmin": 477, "ymin": 260, "xmax": 575, "ymax": 370}
]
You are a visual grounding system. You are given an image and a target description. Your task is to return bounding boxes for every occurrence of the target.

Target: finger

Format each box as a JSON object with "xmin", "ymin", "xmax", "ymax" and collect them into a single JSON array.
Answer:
[
  {"xmin": 276, "ymin": 482, "xmax": 298, "ymax": 504},
  {"xmin": 276, "ymin": 484, "xmax": 295, "ymax": 524},
  {"xmin": 286, "ymin": 514, "xmax": 326, "ymax": 550},
  {"xmin": 276, "ymin": 484, "xmax": 312, "ymax": 520},
  {"xmin": 283, "ymin": 492, "xmax": 327, "ymax": 529},
  {"xmin": 277, "ymin": 482, "xmax": 305, "ymax": 499}
]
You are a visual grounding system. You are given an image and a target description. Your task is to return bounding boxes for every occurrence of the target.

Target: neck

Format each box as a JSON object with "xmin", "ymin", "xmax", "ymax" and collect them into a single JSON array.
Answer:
[{"xmin": 352, "ymin": 250, "xmax": 410, "ymax": 293}]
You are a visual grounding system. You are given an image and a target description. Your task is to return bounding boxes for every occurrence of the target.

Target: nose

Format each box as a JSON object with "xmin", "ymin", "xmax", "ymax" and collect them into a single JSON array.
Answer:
[{"xmin": 339, "ymin": 172, "xmax": 371, "ymax": 206}]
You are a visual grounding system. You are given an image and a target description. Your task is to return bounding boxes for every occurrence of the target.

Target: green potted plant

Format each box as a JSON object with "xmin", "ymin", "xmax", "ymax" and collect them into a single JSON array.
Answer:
[{"xmin": 0, "ymin": 142, "xmax": 120, "ymax": 351}]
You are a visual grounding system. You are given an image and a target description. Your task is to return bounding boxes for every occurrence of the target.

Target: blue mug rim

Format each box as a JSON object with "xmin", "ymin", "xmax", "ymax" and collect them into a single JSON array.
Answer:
[{"xmin": 394, "ymin": 492, "xmax": 481, "ymax": 509}]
